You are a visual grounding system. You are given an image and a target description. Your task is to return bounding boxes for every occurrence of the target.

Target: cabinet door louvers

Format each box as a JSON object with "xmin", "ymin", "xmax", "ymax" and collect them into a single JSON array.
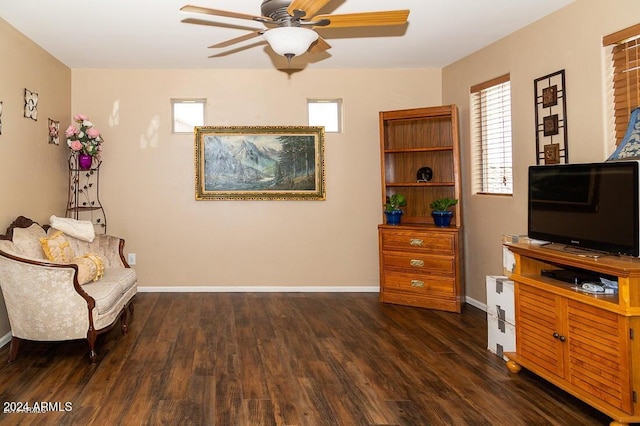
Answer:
[
  {"xmin": 566, "ymin": 300, "xmax": 632, "ymax": 412},
  {"xmin": 517, "ymin": 285, "xmax": 564, "ymax": 378}
]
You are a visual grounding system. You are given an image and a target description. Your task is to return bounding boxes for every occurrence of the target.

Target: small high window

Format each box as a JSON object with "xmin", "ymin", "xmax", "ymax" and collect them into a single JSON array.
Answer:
[
  {"xmin": 308, "ymin": 99, "xmax": 342, "ymax": 133},
  {"xmin": 171, "ymin": 99, "xmax": 205, "ymax": 133}
]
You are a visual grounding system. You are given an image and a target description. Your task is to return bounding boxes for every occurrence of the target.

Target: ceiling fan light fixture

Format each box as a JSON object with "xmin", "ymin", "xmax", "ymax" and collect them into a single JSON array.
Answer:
[{"xmin": 263, "ymin": 27, "xmax": 319, "ymax": 59}]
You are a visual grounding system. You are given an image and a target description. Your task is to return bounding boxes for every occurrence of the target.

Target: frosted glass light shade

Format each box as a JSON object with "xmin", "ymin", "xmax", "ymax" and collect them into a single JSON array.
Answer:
[{"xmin": 263, "ymin": 27, "xmax": 319, "ymax": 57}]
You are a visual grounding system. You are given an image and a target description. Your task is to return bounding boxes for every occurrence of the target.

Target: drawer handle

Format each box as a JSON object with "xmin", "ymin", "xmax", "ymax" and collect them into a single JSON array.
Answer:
[
  {"xmin": 410, "ymin": 259, "xmax": 424, "ymax": 267},
  {"xmin": 411, "ymin": 280, "xmax": 425, "ymax": 287},
  {"xmin": 409, "ymin": 238, "xmax": 424, "ymax": 247}
]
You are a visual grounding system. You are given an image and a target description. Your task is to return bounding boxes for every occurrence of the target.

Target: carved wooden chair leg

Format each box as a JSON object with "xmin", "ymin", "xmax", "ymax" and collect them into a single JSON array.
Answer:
[
  {"xmin": 128, "ymin": 301, "xmax": 135, "ymax": 315},
  {"xmin": 8, "ymin": 336, "xmax": 21, "ymax": 362},
  {"xmin": 120, "ymin": 308, "xmax": 129, "ymax": 334},
  {"xmin": 87, "ymin": 328, "xmax": 98, "ymax": 364}
]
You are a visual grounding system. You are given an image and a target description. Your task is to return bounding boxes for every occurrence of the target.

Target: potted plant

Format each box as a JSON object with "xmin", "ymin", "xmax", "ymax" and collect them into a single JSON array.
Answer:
[
  {"xmin": 384, "ymin": 193, "xmax": 406, "ymax": 225},
  {"xmin": 430, "ymin": 197, "xmax": 458, "ymax": 227},
  {"xmin": 65, "ymin": 114, "xmax": 104, "ymax": 170}
]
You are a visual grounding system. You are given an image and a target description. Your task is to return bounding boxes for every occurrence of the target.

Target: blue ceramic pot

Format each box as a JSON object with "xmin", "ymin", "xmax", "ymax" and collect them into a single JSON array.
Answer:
[
  {"xmin": 385, "ymin": 210, "xmax": 403, "ymax": 225},
  {"xmin": 432, "ymin": 211, "xmax": 453, "ymax": 227}
]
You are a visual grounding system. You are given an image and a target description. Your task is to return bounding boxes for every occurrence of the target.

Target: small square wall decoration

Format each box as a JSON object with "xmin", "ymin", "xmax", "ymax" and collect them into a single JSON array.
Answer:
[
  {"xmin": 48, "ymin": 118, "xmax": 59, "ymax": 145},
  {"xmin": 24, "ymin": 88, "xmax": 38, "ymax": 120}
]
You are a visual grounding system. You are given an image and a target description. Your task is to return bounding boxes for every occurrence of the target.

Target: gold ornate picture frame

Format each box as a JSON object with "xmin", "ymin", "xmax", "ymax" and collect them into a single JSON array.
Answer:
[{"xmin": 195, "ymin": 126, "xmax": 325, "ymax": 200}]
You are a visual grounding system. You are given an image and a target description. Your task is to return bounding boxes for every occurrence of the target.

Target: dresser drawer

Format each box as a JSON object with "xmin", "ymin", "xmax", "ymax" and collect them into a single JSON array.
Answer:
[
  {"xmin": 381, "ymin": 229, "xmax": 455, "ymax": 254},
  {"xmin": 383, "ymin": 270, "xmax": 455, "ymax": 297},
  {"xmin": 382, "ymin": 251, "xmax": 455, "ymax": 275}
]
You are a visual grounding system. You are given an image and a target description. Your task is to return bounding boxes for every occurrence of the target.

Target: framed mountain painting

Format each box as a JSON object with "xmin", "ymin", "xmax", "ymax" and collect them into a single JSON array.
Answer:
[{"xmin": 194, "ymin": 126, "xmax": 325, "ymax": 200}]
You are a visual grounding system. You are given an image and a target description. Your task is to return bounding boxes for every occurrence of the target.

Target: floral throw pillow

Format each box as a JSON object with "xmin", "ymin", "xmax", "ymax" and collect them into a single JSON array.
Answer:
[
  {"xmin": 40, "ymin": 231, "xmax": 75, "ymax": 263},
  {"xmin": 74, "ymin": 253, "xmax": 105, "ymax": 285}
]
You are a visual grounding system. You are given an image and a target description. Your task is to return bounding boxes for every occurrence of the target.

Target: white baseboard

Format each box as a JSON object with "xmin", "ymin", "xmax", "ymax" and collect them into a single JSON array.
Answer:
[
  {"xmin": 465, "ymin": 296, "xmax": 486, "ymax": 312},
  {"xmin": 0, "ymin": 331, "xmax": 11, "ymax": 349},
  {"xmin": 138, "ymin": 285, "xmax": 380, "ymax": 293}
]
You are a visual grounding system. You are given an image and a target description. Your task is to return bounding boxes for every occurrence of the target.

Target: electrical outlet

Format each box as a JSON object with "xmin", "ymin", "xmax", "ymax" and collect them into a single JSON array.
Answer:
[{"xmin": 127, "ymin": 253, "xmax": 136, "ymax": 265}]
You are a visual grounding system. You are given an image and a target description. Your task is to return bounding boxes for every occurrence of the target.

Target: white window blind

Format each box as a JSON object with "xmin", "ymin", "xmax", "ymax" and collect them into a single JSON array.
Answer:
[
  {"xmin": 471, "ymin": 74, "xmax": 512, "ymax": 195},
  {"xmin": 603, "ymin": 23, "xmax": 640, "ymax": 145}
]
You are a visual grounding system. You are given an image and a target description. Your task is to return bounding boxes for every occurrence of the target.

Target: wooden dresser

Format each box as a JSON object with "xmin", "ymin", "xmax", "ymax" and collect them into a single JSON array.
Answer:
[
  {"xmin": 379, "ymin": 224, "xmax": 464, "ymax": 312},
  {"xmin": 377, "ymin": 105, "xmax": 464, "ymax": 312}
]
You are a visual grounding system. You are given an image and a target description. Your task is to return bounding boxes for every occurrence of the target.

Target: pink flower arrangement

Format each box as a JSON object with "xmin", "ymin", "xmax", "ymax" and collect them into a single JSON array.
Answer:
[{"xmin": 65, "ymin": 114, "xmax": 104, "ymax": 157}]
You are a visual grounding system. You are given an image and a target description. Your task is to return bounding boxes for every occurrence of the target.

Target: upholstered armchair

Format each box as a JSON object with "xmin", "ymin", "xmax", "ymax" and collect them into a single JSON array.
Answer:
[{"xmin": 0, "ymin": 216, "xmax": 137, "ymax": 363}]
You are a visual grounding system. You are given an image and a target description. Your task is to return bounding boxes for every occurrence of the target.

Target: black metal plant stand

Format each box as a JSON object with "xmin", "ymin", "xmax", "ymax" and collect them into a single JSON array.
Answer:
[{"xmin": 66, "ymin": 154, "xmax": 107, "ymax": 233}]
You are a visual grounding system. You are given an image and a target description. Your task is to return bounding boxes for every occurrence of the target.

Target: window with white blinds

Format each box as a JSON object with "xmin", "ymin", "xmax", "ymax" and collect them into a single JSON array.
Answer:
[
  {"xmin": 471, "ymin": 74, "xmax": 512, "ymax": 195},
  {"xmin": 603, "ymin": 23, "xmax": 640, "ymax": 145}
]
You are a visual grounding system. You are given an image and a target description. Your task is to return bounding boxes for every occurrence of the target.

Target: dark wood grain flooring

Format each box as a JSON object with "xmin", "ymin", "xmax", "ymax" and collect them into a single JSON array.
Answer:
[{"xmin": 0, "ymin": 293, "xmax": 612, "ymax": 425}]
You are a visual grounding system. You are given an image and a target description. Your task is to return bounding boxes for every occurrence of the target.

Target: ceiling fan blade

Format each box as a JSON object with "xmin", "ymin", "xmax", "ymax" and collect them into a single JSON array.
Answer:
[
  {"xmin": 287, "ymin": 0, "xmax": 331, "ymax": 19},
  {"xmin": 308, "ymin": 36, "xmax": 331, "ymax": 54},
  {"xmin": 180, "ymin": 5, "xmax": 271, "ymax": 23},
  {"xmin": 181, "ymin": 18, "xmax": 262, "ymax": 32},
  {"xmin": 208, "ymin": 41, "xmax": 266, "ymax": 58},
  {"xmin": 208, "ymin": 30, "xmax": 263, "ymax": 48},
  {"xmin": 314, "ymin": 10, "xmax": 410, "ymax": 28}
]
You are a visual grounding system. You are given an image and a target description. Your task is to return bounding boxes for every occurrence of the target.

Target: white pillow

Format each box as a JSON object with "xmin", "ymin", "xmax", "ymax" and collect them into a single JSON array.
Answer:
[{"xmin": 50, "ymin": 215, "xmax": 95, "ymax": 242}]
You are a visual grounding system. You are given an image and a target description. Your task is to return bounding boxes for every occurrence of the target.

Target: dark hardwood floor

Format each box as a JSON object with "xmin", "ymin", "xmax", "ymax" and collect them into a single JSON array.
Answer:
[{"xmin": 0, "ymin": 293, "xmax": 612, "ymax": 425}]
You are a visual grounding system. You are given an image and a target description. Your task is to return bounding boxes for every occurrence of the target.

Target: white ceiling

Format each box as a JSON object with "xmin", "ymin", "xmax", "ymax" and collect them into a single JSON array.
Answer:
[{"xmin": 0, "ymin": 0, "xmax": 574, "ymax": 70}]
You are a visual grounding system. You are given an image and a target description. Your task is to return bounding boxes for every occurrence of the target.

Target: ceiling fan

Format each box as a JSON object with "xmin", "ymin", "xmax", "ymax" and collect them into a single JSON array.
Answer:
[{"xmin": 180, "ymin": 0, "xmax": 410, "ymax": 63}]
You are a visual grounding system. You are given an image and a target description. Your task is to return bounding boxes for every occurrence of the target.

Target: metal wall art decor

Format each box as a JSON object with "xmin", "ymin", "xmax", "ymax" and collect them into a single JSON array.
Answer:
[
  {"xmin": 24, "ymin": 88, "xmax": 38, "ymax": 120},
  {"xmin": 0, "ymin": 101, "xmax": 3, "ymax": 135},
  {"xmin": 534, "ymin": 70, "xmax": 568, "ymax": 164},
  {"xmin": 48, "ymin": 118, "xmax": 60, "ymax": 145},
  {"xmin": 194, "ymin": 126, "xmax": 325, "ymax": 200}
]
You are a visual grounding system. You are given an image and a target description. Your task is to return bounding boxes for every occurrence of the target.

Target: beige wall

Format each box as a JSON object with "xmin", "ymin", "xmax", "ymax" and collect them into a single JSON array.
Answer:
[
  {"xmin": 2, "ymin": 0, "xmax": 636, "ymax": 342},
  {"xmin": 0, "ymin": 19, "xmax": 71, "ymax": 335},
  {"xmin": 71, "ymin": 68, "xmax": 442, "ymax": 288},
  {"xmin": 442, "ymin": 0, "xmax": 639, "ymax": 304}
]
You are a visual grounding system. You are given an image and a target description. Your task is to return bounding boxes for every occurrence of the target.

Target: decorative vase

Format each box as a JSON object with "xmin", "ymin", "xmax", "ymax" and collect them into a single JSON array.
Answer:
[
  {"xmin": 432, "ymin": 211, "xmax": 453, "ymax": 227},
  {"xmin": 78, "ymin": 154, "xmax": 93, "ymax": 170},
  {"xmin": 385, "ymin": 210, "xmax": 403, "ymax": 225}
]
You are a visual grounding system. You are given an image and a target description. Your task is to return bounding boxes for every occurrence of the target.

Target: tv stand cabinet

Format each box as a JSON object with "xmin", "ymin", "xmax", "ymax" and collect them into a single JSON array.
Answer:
[{"xmin": 505, "ymin": 242, "xmax": 640, "ymax": 426}]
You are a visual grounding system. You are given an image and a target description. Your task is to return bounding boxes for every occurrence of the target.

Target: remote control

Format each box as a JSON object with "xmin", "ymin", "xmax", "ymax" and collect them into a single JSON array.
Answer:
[{"xmin": 582, "ymin": 282, "xmax": 605, "ymax": 292}]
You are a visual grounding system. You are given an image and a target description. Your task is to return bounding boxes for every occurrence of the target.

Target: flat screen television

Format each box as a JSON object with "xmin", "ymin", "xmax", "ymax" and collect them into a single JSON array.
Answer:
[{"xmin": 528, "ymin": 160, "xmax": 640, "ymax": 257}]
